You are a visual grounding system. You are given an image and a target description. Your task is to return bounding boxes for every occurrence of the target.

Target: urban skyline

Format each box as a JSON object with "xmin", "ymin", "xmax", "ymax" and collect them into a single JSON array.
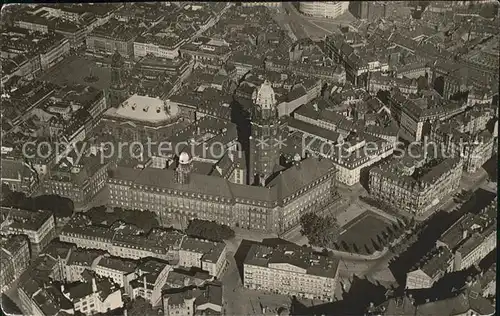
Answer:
[{"xmin": 0, "ymin": 1, "xmax": 498, "ymax": 316}]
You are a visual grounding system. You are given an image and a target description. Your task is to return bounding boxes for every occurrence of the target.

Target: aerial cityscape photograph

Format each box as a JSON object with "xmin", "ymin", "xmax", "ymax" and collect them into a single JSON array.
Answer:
[{"xmin": 0, "ymin": 1, "xmax": 498, "ymax": 315}]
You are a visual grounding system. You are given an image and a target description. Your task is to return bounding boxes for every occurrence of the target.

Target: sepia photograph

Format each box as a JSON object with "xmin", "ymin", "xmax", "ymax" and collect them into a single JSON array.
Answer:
[{"xmin": 0, "ymin": 1, "xmax": 498, "ymax": 315}]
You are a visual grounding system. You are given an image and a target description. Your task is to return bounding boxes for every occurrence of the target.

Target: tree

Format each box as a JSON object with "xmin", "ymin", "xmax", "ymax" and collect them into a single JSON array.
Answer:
[
  {"xmin": 300, "ymin": 213, "xmax": 340, "ymax": 248},
  {"xmin": 372, "ymin": 239, "xmax": 381, "ymax": 252},
  {"xmin": 33, "ymin": 195, "xmax": 74, "ymax": 218},
  {"xmin": 2, "ymin": 193, "xmax": 74, "ymax": 219},
  {"xmin": 364, "ymin": 244, "xmax": 372, "ymax": 254},
  {"xmin": 86, "ymin": 207, "xmax": 159, "ymax": 232},
  {"xmin": 392, "ymin": 222, "xmax": 401, "ymax": 233},
  {"xmin": 386, "ymin": 225, "xmax": 394, "ymax": 236},
  {"xmin": 352, "ymin": 243, "xmax": 360, "ymax": 253},
  {"xmin": 341, "ymin": 240, "xmax": 350, "ymax": 252},
  {"xmin": 377, "ymin": 234, "xmax": 384, "ymax": 246},
  {"xmin": 127, "ymin": 297, "xmax": 155, "ymax": 316},
  {"xmin": 186, "ymin": 219, "xmax": 235, "ymax": 241},
  {"xmin": 1, "ymin": 183, "xmax": 12, "ymax": 200},
  {"xmin": 2, "ymin": 191, "xmax": 27, "ymax": 208},
  {"xmin": 382, "ymin": 231, "xmax": 389, "ymax": 241},
  {"xmin": 299, "ymin": 213, "xmax": 316, "ymax": 236}
]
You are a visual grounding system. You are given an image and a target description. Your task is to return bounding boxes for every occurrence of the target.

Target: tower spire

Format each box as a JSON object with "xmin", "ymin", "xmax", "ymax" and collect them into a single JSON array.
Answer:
[
  {"xmin": 249, "ymin": 80, "xmax": 282, "ymax": 185},
  {"xmin": 109, "ymin": 50, "xmax": 128, "ymax": 107}
]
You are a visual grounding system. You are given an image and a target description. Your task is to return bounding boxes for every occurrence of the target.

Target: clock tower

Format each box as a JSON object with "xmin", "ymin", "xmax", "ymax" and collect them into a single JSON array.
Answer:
[
  {"xmin": 249, "ymin": 80, "xmax": 282, "ymax": 185},
  {"xmin": 109, "ymin": 50, "xmax": 128, "ymax": 107}
]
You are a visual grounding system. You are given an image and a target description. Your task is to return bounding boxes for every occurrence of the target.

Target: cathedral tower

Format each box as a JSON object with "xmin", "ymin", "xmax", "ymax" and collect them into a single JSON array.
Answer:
[
  {"xmin": 249, "ymin": 80, "xmax": 282, "ymax": 185},
  {"xmin": 109, "ymin": 50, "xmax": 128, "ymax": 107}
]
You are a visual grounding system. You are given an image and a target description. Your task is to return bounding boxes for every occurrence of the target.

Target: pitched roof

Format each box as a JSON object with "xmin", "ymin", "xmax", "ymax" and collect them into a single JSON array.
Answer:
[
  {"xmin": 180, "ymin": 237, "xmax": 226, "ymax": 263},
  {"xmin": 411, "ymin": 246, "xmax": 452, "ymax": 279},
  {"xmin": 111, "ymin": 156, "xmax": 334, "ymax": 204},
  {"xmin": 244, "ymin": 243, "xmax": 339, "ymax": 279},
  {"xmin": 133, "ymin": 168, "xmax": 233, "ymax": 199},
  {"xmin": 96, "ymin": 256, "xmax": 137, "ymax": 273},
  {"xmin": 384, "ymin": 296, "xmax": 417, "ymax": 316},
  {"xmin": 415, "ymin": 282, "xmax": 495, "ymax": 316}
]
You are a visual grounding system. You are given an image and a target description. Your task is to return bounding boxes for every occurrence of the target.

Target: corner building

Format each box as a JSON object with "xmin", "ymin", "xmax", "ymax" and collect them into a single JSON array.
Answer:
[
  {"xmin": 369, "ymin": 155, "xmax": 463, "ymax": 215},
  {"xmin": 243, "ymin": 243, "xmax": 340, "ymax": 301}
]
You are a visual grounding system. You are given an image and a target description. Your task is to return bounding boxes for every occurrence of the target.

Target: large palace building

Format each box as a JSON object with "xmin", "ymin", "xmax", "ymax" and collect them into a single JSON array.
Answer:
[
  {"xmin": 108, "ymin": 153, "xmax": 337, "ymax": 234},
  {"xmin": 97, "ymin": 94, "xmax": 189, "ymax": 143}
]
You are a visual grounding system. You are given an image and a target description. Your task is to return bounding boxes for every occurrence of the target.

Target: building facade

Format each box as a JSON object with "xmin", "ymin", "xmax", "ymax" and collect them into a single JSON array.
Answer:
[
  {"xmin": 299, "ymin": 2, "xmax": 349, "ymax": 19},
  {"xmin": 39, "ymin": 38, "xmax": 70, "ymax": 70},
  {"xmin": 1, "ymin": 158, "xmax": 39, "ymax": 196},
  {"xmin": 0, "ymin": 235, "xmax": 30, "ymax": 293},
  {"xmin": 0, "ymin": 208, "xmax": 56, "ymax": 256},
  {"xmin": 405, "ymin": 246, "xmax": 452, "ymax": 290},
  {"xmin": 60, "ymin": 225, "xmax": 227, "ymax": 278},
  {"xmin": 244, "ymin": 243, "xmax": 339, "ymax": 301},
  {"xmin": 437, "ymin": 198, "xmax": 497, "ymax": 272},
  {"xmin": 241, "ymin": 2, "xmax": 281, "ymax": 8},
  {"xmin": 162, "ymin": 282, "xmax": 223, "ymax": 316},
  {"xmin": 63, "ymin": 275, "xmax": 124, "ymax": 315},
  {"xmin": 44, "ymin": 154, "xmax": 109, "ymax": 205},
  {"xmin": 369, "ymin": 156, "xmax": 463, "ymax": 215},
  {"xmin": 107, "ymin": 154, "xmax": 337, "ymax": 234}
]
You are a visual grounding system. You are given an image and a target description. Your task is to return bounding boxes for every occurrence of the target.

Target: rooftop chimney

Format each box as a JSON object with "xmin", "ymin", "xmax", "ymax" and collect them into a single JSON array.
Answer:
[
  {"xmin": 259, "ymin": 174, "xmax": 266, "ymax": 187},
  {"xmin": 92, "ymin": 277, "xmax": 97, "ymax": 293}
]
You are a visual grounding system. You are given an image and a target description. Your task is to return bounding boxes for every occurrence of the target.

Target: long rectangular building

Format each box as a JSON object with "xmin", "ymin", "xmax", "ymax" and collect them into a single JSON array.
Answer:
[
  {"xmin": 243, "ymin": 243, "xmax": 339, "ymax": 301},
  {"xmin": 107, "ymin": 156, "xmax": 338, "ymax": 234},
  {"xmin": 437, "ymin": 198, "xmax": 497, "ymax": 272},
  {"xmin": 60, "ymin": 223, "xmax": 227, "ymax": 278},
  {"xmin": 1, "ymin": 235, "xmax": 30, "ymax": 294}
]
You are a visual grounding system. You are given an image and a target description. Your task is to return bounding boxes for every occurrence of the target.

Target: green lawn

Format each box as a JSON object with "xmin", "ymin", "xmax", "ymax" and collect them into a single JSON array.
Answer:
[{"xmin": 338, "ymin": 211, "xmax": 392, "ymax": 255}]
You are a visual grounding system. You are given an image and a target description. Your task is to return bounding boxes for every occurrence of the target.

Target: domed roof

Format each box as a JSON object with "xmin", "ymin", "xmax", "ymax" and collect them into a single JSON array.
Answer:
[
  {"xmin": 179, "ymin": 152, "xmax": 190, "ymax": 164},
  {"xmin": 252, "ymin": 80, "xmax": 276, "ymax": 110}
]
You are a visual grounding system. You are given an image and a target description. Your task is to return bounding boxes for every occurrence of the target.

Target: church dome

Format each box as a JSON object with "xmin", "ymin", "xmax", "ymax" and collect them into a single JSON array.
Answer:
[
  {"xmin": 252, "ymin": 80, "xmax": 276, "ymax": 110},
  {"xmin": 179, "ymin": 152, "xmax": 190, "ymax": 164}
]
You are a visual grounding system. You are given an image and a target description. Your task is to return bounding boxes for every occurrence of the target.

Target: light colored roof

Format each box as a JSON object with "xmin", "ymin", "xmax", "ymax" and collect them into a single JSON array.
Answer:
[{"xmin": 105, "ymin": 94, "xmax": 179, "ymax": 123}]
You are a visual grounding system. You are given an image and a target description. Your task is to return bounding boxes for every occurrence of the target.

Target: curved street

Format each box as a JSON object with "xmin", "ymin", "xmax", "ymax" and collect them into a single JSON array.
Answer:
[{"xmin": 281, "ymin": 2, "xmax": 356, "ymax": 40}]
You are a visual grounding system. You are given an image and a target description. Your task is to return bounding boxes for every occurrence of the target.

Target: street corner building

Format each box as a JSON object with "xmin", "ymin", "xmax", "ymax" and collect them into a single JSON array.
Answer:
[
  {"xmin": 243, "ymin": 242, "xmax": 340, "ymax": 302},
  {"xmin": 368, "ymin": 151, "xmax": 463, "ymax": 215}
]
